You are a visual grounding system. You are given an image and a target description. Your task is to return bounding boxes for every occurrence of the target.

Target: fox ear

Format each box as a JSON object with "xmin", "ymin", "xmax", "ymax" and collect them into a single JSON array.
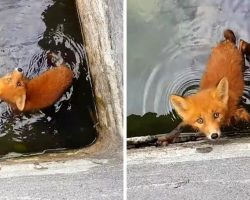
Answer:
[
  {"xmin": 16, "ymin": 94, "xmax": 26, "ymax": 111},
  {"xmin": 170, "ymin": 95, "xmax": 188, "ymax": 116},
  {"xmin": 216, "ymin": 77, "xmax": 229, "ymax": 104}
]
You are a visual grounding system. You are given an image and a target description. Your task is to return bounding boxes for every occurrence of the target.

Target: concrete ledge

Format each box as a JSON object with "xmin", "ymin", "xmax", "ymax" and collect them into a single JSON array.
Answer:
[
  {"xmin": 128, "ymin": 136, "xmax": 250, "ymax": 200},
  {"xmin": 128, "ymin": 136, "xmax": 250, "ymax": 164},
  {"xmin": 0, "ymin": 156, "xmax": 123, "ymax": 200}
]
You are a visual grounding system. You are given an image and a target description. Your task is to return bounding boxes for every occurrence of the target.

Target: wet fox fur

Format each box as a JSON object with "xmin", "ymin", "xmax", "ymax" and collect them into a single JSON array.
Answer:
[
  {"xmin": 170, "ymin": 29, "xmax": 250, "ymax": 140},
  {"xmin": 0, "ymin": 64, "xmax": 73, "ymax": 112}
]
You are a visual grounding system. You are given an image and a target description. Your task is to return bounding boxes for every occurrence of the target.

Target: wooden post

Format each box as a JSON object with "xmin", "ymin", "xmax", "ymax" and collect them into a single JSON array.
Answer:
[{"xmin": 75, "ymin": 0, "xmax": 123, "ymax": 152}]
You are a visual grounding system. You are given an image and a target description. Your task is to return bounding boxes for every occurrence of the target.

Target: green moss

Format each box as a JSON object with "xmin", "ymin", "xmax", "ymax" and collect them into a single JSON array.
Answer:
[
  {"xmin": 14, "ymin": 143, "xmax": 28, "ymax": 153},
  {"xmin": 95, "ymin": 96, "xmax": 106, "ymax": 109},
  {"xmin": 127, "ymin": 112, "xmax": 181, "ymax": 138}
]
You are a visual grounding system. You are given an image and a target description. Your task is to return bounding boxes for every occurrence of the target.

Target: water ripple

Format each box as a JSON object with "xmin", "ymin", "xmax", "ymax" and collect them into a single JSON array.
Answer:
[{"xmin": 165, "ymin": 69, "xmax": 201, "ymax": 114}]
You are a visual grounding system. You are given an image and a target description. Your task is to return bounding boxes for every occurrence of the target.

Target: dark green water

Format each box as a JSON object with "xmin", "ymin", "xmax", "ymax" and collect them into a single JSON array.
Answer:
[{"xmin": 0, "ymin": 0, "xmax": 97, "ymax": 157}]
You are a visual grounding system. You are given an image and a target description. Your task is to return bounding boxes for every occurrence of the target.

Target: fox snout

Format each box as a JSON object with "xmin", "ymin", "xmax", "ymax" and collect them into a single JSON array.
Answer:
[
  {"xmin": 211, "ymin": 133, "xmax": 219, "ymax": 140},
  {"xmin": 16, "ymin": 67, "xmax": 23, "ymax": 73},
  {"xmin": 195, "ymin": 123, "xmax": 221, "ymax": 140},
  {"xmin": 205, "ymin": 129, "xmax": 221, "ymax": 140}
]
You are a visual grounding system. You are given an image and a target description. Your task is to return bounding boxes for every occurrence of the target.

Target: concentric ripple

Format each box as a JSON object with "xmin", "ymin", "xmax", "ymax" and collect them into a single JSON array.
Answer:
[{"xmin": 164, "ymin": 69, "xmax": 201, "ymax": 119}]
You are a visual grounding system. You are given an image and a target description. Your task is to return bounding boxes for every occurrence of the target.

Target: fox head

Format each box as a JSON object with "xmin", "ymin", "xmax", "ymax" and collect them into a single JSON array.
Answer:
[
  {"xmin": 0, "ymin": 68, "xmax": 27, "ymax": 111},
  {"xmin": 170, "ymin": 78, "xmax": 229, "ymax": 140}
]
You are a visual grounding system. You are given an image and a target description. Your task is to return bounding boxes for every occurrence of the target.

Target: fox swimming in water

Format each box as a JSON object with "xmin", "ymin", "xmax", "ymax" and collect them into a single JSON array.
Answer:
[
  {"xmin": 170, "ymin": 29, "xmax": 250, "ymax": 140},
  {"xmin": 0, "ymin": 56, "xmax": 73, "ymax": 112}
]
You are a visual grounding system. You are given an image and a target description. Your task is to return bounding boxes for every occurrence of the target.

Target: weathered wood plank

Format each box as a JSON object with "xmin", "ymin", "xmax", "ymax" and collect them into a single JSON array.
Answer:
[{"xmin": 75, "ymin": 0, "xmax": 123, "ymax": 152}]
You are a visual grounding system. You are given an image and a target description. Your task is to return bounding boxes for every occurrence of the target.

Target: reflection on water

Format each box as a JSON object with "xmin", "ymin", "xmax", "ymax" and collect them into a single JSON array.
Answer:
[
  {"xmin": 0, "ymin": 0, "xmax": 97, "ymax": 156},
  {"xmin": 128, "ymin": 0, "xmax": 250, "ymax": 137}
]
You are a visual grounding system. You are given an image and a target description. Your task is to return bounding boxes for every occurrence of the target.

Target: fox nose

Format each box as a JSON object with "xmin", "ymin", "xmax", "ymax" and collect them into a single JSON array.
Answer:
[
  {"xmin": 211, "ymin": 133, "xmax": 219, "ymax": 140},
  {"xmin": 15, "ymin": 68, "xmax": 23, "ymax": 73}
]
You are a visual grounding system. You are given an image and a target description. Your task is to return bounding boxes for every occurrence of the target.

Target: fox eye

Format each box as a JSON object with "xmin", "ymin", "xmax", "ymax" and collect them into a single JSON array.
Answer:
[
  {"xmin": 213, "ymin": 112, "xmax": 220, "ymax": 119},
  {"xmin": 16, "ymin": 81, "xmax": 22, "ymax": 87},
  {"xmin": 196, "ymin": 117, "xmax": 203, "ymax": 124}
]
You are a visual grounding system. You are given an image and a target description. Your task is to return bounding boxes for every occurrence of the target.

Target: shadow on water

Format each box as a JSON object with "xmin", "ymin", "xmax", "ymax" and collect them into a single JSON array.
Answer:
[
  {"xmin": 0, "ymin": 0, "xmax": 97, "ymax": 157},
  {"xmin": 127, "ymin": 0, "xmax": 250, "ymax": 138}
]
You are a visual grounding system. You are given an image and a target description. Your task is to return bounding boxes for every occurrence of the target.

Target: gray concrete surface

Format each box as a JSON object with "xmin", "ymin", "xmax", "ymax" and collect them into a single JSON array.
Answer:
[
  {"xmin": 128, "ymin": 137, "xmax": 250, "ymax": 200},
  {"xmin": 0, "ymin": 157, "xmax": 122, "ymax": 200}
]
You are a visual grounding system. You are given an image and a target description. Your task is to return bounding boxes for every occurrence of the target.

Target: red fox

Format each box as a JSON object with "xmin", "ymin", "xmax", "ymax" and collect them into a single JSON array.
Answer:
[
  {"xmin": 0, "ymin": 64, "xmax": 73, "ymax": 112},
  {"xmin": 170, "ymin": 29, "xmax": 250, "ymax": 140}
]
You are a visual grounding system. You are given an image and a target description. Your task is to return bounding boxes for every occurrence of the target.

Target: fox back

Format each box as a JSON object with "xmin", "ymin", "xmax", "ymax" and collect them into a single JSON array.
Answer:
[
  {"xmin": 0, "ymin": 66, "xmax": 73, "ymax": 111},
  {"xmin": 200, "ymin": 38, "xmax": 244, "ymax": 113}
]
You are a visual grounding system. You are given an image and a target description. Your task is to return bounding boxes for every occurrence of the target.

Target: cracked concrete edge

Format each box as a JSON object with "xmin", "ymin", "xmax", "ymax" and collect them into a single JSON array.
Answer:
[
  {"xmin": 0, "ymin": 142, "xmax": 122, "ymax": 178},
  {"xmin": 0, "ymin": 155, "xmax": 123, "ymax": 179},
  {"xmin": 128, "ymin": 136, "xmax": 250, "ymax": 165}
]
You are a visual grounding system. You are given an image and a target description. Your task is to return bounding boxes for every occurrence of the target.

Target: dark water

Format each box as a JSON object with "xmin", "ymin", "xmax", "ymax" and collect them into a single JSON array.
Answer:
[
  {"xmin": 0, "ymin": 0, "xmax": 97, "ymax": 156},
  {"xmin": 127, "ymin": 0, "xmax": 250, "ymax": 137}
]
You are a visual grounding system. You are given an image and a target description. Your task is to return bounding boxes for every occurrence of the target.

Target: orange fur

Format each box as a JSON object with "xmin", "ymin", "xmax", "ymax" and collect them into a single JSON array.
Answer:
[
  {"xmin": 170, "ymin": 29, "xmax": 250, "ymax": 140},
  {"xmin": 0, "ymin": 66, "xmax": 73, "ymax": 112}
]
